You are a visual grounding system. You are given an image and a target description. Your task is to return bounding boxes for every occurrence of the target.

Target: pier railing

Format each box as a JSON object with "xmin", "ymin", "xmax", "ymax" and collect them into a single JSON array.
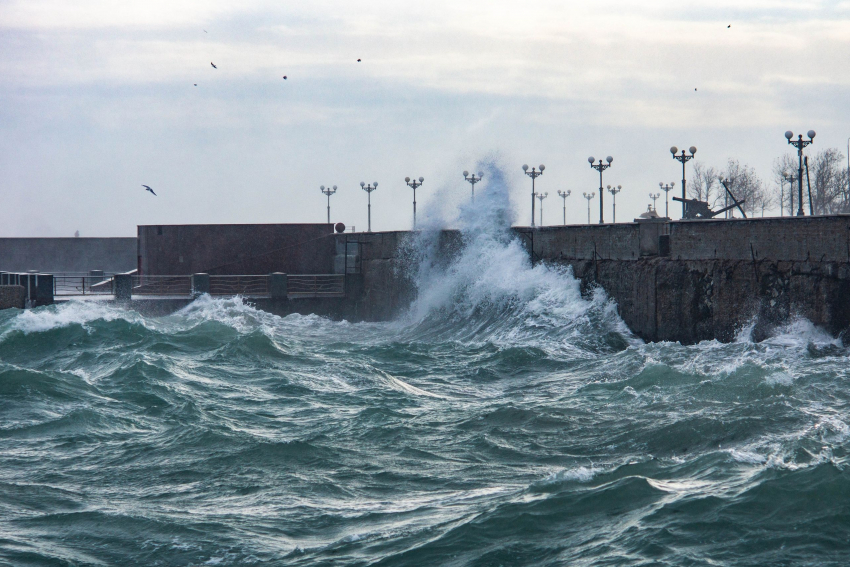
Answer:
[
  {"xmin": 132, "ymin": 275, "xmax": 193, "ymax": 296},
  {"xmin": 6, "ymin": 271, "xmax": 348, "ymax": 303},
  {"xmin": 209, "ymin": 275, "xmax": 270, "ymax": 296},
  {"xmin": 54, "ymin": 274, "xmax": 115, "ymax": 296},
  {"xmin": 286, "ymin": 275, "xmax": 345, "ymax": 298}
]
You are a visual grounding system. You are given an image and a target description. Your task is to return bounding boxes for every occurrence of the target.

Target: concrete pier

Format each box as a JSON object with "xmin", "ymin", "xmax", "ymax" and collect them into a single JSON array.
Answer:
[{"xmin": 337, "ymin": 216, "xmax": 850, "ymax": 344}]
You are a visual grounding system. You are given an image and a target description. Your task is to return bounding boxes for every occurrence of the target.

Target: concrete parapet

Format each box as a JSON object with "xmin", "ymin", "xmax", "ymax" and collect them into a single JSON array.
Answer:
[
  {"xmin": 35, "ymin": 274, "xmax": 53, "ymax": 306},
  {"xmin": 114, "ymin": 274, "xmax": 132, "ymax": 300},
  {"xmin": 270, "ymin": 273, "xmax": 288, "ymax": 299},
  {"xmin": 0, "ymin": 285, "xmax": 25, "ymax": 310},
  {"xmin": 191, "ymin": 273, "xmax": 210, "ymax": 296}
]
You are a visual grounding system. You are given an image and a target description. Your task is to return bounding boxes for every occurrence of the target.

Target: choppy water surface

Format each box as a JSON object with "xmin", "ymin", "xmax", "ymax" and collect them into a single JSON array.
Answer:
[{"xmin": 3, "ymin": 169, "xmax": 850, "ymax": 566}]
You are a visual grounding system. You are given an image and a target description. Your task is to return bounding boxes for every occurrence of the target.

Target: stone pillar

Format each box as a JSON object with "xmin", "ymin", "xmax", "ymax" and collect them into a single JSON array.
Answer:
[
  {"xmin": 192, "ymin": 273, "xmax": 210, "ymax": 297},
  {"xmin": 114, "ymin": 273, "xmax": 132, "ymax": 300},
  {"xmin": 35, "ymin": 274, "xmax": 54, "ymax": 306},
  {"xmin": 269, "ymin": 273, "xmax": 288, "ymax": 299}
]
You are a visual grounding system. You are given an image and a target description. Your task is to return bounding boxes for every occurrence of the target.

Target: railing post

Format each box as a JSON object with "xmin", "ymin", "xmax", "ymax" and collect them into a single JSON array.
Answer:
[
  {"xmin": 192, "ymin": 273, "xmax": 210, "ymax": 297},
  {"xmin": 114, "ymin": 273, "xmax": 132, "ymax": 301},
  {"xmin": 270, "ymin": 273, "xmax": 288, "ymax": 299}
]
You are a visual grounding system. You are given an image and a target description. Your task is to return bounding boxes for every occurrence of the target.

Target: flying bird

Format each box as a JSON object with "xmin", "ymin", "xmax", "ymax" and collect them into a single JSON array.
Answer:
[
  {"xmin": 357, "ymin": 59, "xmax": 361, "ymax": 62},
  {"xmin": 142, "ymin": 185, "xmax": 157, "ymax": 196},
  {"xmin": 194, "ymin": 83, "xmax": 197, "ymax": 86},
  {"xmin": 210, "ymin": 62, "xmax": 217, "ymax": 69},
  {"xmin": 727, "ymin": 24, "xmax": 731, "ymax": 28},
  {"xmin": 204, "ymin": 29, "xmax": 208, "ymax": 33},
  {"xmin": 282, "ymin": 75, "xmax": 287, "ymax": 80}
]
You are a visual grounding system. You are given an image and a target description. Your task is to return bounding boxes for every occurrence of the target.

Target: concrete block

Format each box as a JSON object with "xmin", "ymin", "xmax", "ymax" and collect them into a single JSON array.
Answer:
[
  {"xmin": 0, "ymin": 285, "xmax": 25, "ymax": 310},
  {"xmin": 270, "ymin": 273, "xmax": 288, "ymax": 299},
  {"xmin": 192, "ymin": 273, "xmax": 210, "ymax": 296},
  {"xmin": 114, "ymin": 274, "xmax": 132, "ymax": 300},
  {"xmin": 35, "ymin": 274, "xmax": 54, "ymax": 306}
]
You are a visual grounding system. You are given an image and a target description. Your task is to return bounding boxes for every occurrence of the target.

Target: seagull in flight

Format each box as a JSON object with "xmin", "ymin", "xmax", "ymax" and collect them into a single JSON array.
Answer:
[
  {"xmin": 142, "ymin": 185, "xmax": 157, "ymax": 196},
  {"xmin": 210, "ymin": 62, "xmax": 217, "ymax": 69},
  {"xmin": 357, "ymin": 59, "xmax": 361, "ymax": 62},
  {"xmin": 282, "ymin": 75, "xmax": 287, "ymax": 80}
]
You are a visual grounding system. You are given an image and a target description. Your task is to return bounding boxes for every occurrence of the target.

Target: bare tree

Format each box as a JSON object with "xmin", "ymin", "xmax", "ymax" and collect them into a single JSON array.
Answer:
[
  {"xmin": 772, "ymin": 154, "xmax": 797, "ymax": 215},
  {"xmin": 809, "ymin": 148, "xmax": 847, "ymax": 214},
  {"xmin": 688, "ymin": 162, "xmax": 722, "ymax": 207},
  {"xmin": 721, "ymin": 159, "xmax": 763, "ymax": 218}
]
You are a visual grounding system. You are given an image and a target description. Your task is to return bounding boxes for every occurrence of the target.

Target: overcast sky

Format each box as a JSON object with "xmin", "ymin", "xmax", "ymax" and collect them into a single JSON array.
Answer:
[{"xmin": 1, "ymin": 0, "xmax": 849, "ymax": 236}]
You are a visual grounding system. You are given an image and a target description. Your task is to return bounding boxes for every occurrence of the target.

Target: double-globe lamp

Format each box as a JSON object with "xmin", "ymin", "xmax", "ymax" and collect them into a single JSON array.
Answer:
[
  {"xmin": 522, "ymin": 164, "xmax": 545, "ymax": 227},
  {"xmin": 360, "ymin": 181, "xmax": 378, "ymax": 232},
  {"xmin": 671, "ymin": 146, "xmax": 697, "ymax": 217},
  {"xmin": 405, "ymin": 176, "xmax": 424, "ymax": 228},
  {"xmin": 588, "ymin": 156, "xmax": 613, "ymax": 224},
  {"xmin": 785, "ymin": 130, "xmax": 816, "ymax": 216}
]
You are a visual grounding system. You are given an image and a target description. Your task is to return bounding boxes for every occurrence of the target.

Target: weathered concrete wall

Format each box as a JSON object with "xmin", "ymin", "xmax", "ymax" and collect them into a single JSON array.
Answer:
[
  {"xmin": 0, "ymin": 286, "xmax": 25, "ymax": 310},
  {"xmin": 331, "ymin": 216, "xmax": 850, "ymax": 344},
  {"xmin": 334, "ymin": 230, "xmax": 463, "ymax": 321},
  {"xmin": 0, "ymin": 238, "xmax": 136, "ymax": 273},
  {"xmin": 138, "ymin": 224, "xmax": 337, "ymax": 276},
  {"xmin": 667, "ymin": 216, "xmax": 850, "ymax": 262}
]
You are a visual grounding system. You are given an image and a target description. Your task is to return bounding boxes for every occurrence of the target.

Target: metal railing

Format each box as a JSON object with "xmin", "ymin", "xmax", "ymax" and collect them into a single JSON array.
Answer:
[
  {"xmin": 287, "ymin": 274, "xmax": 345, "ymax": 297},
  {"xmin": 209, "ymin": 275, "xmax": 269, "ymax": 296},
  {"xmin": 54, "ymin": 275, "xmax": 114, "ymax": 296},
  {"xmin": 132, "ymin": 275, "xmax": 192, "ymax": 296}
]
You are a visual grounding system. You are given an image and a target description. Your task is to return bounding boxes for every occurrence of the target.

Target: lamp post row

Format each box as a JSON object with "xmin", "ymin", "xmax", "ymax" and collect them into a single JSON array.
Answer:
[{"xmin": 323, "ymin": 131, "xmax": 821, "ymax": 231}]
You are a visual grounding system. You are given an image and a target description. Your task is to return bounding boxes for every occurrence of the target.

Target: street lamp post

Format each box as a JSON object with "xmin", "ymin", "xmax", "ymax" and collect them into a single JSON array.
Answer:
[
  {"xmin": 588, "ymin": 156, "xmax": 613, "ymax": 224},
  {"xmin": 582, "ymin": 192, "xmax": 595, "ymax": 224},
  {"xmin": 649, "ymin": 192, "xmax": 660, "ymax": 212},
  {"xmin": 659, "ymin": 182, "xmax": 675, "ymax": 219},
  {"xmin": 405, "ymin": 176, "xmax": 424, "ymax": 228},
  {"xmin": 360, "ymin": 181, "xmax": 378, "ymax": 232},
  {"xmin": 536, "ymin": 192, "xmax": 548, "ymax": 226},
  {"xmin": 557, "ymin": 190, "xmax": 571, "ymax": 225},
  {"xmin": 785, "ymin": 130, "xmax": 816, "ymax": 216},
  {"xmin": 783, "ymin": 172, "xmax": 796, "ymax": 217},
  {"xmin": 463, "ymin": 170, "xmax": 483, "ymax": 202},
  {"xmin": 320, "ymin": 185, "xmax": 337, "ymax": 224},
  {"xmin": 671, "ymin": 146, "xmax": 697, "ymax": 217},
  {"xmin": 607, "ymin": 184, "xmax": 622, "ymax": 223},
  {"xmin": 522, "ymin": 164, "xmax": 545, "ymax": 227}
]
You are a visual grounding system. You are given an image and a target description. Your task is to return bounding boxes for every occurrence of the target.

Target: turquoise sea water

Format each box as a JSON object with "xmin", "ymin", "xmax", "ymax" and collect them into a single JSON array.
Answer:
[{"xmin": 2, "ymin": 170, "xmax": 850, "ymax": 566}]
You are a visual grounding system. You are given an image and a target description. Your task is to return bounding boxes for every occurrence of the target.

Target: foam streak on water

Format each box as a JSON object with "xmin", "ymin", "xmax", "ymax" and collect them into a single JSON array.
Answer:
[{"xmin": 2, "ymin": 165, "xmax": 850, "ymax": 565}]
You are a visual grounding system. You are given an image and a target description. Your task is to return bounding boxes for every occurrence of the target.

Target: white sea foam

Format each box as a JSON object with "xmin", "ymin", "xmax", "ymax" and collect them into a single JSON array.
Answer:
[
  {"xmin": 4, "ymin": 300, "xmax": 143, "ymax": 335},
  {"xmin": 727, "ymin": 448, "xmax": 768, "ymax": 464},
  {"xmin": 399, "ymin": 162, "xmax": 637, "ymax": 349},
  {"xmin": 541, "ymin": 466, "xmax": 599, "ymax": 485}
]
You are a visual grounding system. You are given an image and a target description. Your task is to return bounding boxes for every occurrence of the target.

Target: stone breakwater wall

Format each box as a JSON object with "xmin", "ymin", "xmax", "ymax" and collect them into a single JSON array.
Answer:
[{"xmin": 337, "ymin": 216, "xmax": 850, "ymax": 344}]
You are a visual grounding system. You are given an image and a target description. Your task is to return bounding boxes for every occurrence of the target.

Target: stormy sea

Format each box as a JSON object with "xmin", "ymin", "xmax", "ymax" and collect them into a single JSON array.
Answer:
[{"xmin": 2, "ymin": 168, "xmax": 849, "ymax": 566}]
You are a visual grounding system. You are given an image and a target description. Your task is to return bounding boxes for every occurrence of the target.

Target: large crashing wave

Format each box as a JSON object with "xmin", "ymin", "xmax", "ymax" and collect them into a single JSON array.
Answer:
[{"xmin": 396, "ymin": 162, "xmax": 636, "ymax": 351}]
